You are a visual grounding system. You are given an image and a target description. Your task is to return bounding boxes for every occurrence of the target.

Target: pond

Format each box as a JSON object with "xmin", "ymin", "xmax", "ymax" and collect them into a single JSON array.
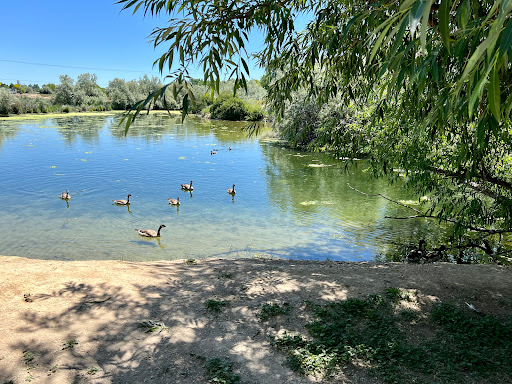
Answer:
[{"xmin": 0, "ymin": 113, "xmax": 438, "ymax": 261}]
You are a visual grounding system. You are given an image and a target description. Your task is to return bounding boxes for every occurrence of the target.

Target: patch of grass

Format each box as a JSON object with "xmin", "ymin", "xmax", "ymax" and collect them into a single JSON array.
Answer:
[
  {"xmin": 22, "ymin": 351, "xmax": 36, "ymax": 371},
  {"xmin": 62, "ymin": 339, "xmax": 78, "ymax": 350},
  {"xmin": 271, "ymin": 288, "xmax": 512, "ymax": 383},
  {"xmin": 186, "ymin": 258, "xmax": 196, "ymax": 265},
  {"xmin": 218, "ymin": 272, "xmax": 233, "ymax": 279},
  {"xmin": 259, "ymin": 302, "xmax": 291, "ymax": 321},
  {"xmin": 205, "ymin": 299, "xmax": 230, "ymax": 314},
  {"xmin": 204, "ymin": 357, "xmax": 241, "ymax": 384},
  {"xmin": 22, "ymin": 351, "xmax": 34, "ymax": 364},
  {"xmin": 86, "ymin": 367, "xmax": 98, "ymax": 375},
  {"xmin": 138, "ymin": 320, "xmax": 170, "ymax": 333},
  {"xmin": 49, "ymin": 365, "xmax": 58, "ymax": 374},
  {"xmin": 24, "ymin": 374, "xmax": 35, "ymax": 382}
]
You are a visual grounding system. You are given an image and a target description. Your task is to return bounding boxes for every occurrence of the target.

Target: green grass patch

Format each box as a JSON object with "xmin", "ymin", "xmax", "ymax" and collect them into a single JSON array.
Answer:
[
  {"xmin": 204, "ymin": 357, "xmax": 241, "ymax": 384},
  {"xmin": 271, "ymin": 288, "xmax": 512, "ymax": 383},
  {"xmin": 138, "ymin": 320, "xmax": 170, "ymax": 333},
  {"xmin": 205, "ymin": 299, "xmax": 230, "ymax": 314},
  {"xmin": 62, "ymin": 339, "xmax": 78, "ymax": 350},
  {"xmin": 259, "ymin": 302, "xmax": 291, "ymax": 321}
]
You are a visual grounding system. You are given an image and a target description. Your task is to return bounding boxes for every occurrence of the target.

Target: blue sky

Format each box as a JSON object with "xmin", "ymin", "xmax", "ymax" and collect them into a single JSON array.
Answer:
[{"xmin": 0, "ymin": 0, "xmax": 269, "ymax": 87}]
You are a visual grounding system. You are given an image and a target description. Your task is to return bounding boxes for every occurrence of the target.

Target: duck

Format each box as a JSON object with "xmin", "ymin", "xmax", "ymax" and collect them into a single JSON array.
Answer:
[
  {"xmin": 181, "ymin": 181, "xmax": 194, "ymax": 191},
  {"xmin": 113, "ymin": 194, "xmax": 131, "ymax": 205},
  {"xmin": 135, "ymin": 224, "xmax": 166, "ymax": 238},
  {"xmin": 60, "ymin": 190, "xmax": 71, "ymax": 200},
  {"xmin": 229, "ymin": 147, "xmax": 232, "ymax": 151},
  {"xmin": 407, "ymin": 240, "xmax": 426, "ymax": 263},
  {"xmin": 211, "ymin": 151, "xmax": 217, "ymax": 155},
  {"xmin": 227, "ymin": 184, "xmax": 236, "ymax": 195},
  {"xmin": 168, "ymin": 197, "xmax": 180, "ymax": 205},
  {"xmin": 424, "ymin": 245, "xmax": 447, "ymax": 263}
]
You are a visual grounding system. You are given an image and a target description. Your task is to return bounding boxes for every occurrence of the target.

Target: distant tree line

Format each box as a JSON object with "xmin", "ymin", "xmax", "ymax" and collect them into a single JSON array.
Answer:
[{"xmin": 0, "ymin": 74, "xmax": 266, "ymax": 121}]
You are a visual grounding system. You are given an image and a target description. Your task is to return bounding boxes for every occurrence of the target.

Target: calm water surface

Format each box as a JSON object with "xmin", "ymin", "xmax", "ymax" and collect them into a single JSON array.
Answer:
[{"xmin": 0, "ymin": 113, "xmax": 436, "ymax": 261}]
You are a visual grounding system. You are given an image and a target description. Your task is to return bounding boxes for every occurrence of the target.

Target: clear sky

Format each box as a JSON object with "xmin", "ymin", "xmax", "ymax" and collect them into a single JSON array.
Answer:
[{"xmin": 0, "ymin": 0, "xmax": 268, "ymax": 88}]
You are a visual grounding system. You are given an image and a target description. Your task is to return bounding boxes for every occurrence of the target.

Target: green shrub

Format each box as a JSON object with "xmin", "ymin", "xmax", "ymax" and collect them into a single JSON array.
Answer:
[
  {"xmin": 0, "ymin": 88, "xmax": 14, "ymax": 115},
  {"xmin": 210, "ymin": 95, "xmax": 248, "ymax": 121},
  {"xmin": 246, "ymin": 104, "xmax": 265, "ymax": 121}
]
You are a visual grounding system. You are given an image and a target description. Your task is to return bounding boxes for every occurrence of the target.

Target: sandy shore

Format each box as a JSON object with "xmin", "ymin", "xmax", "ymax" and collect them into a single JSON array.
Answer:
[{"xmin": 0, "ymin": 255, "xmax": 510, "ymax": 383}]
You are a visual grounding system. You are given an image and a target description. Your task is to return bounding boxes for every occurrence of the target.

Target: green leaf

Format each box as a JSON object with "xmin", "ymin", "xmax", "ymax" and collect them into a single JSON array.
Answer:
[
  {"xmin": 500, "ymin": 19, "xmax": 512, "ymax": 58},
  {"xmin": 488, "ymin": 67, "xmax": 501, "ymax": 121},
  {"xmin": 369, "ymin": 23, "xmax": 393, "ymax": 64},
  {"xmin": 458, "ymin": 33, "xmax": 498, "ymax": 92},
  {"xmin": 399, "ymin": 0, "xmax": 417, "ymax": 12},
  {"xmin": 468, "ymin": 75, "xmax": 488, "ymax": 118},
  {"xmin": 439, "ymin": 0, "xmax": 451, "ymax": 53},
  {"xmin": 420, "ymin": 0, "xmax": 434, "ymax": 49},
  {"xmin": 241, "ymin": 58, "xmax": 250, "ymax": 75},
  {"xmin": 409, "ymin": 0, "xmax": 427, "ymax": 38},
  {"xmin": 181, "ymin": 93, "xmax": 189, "ymax": 122}
]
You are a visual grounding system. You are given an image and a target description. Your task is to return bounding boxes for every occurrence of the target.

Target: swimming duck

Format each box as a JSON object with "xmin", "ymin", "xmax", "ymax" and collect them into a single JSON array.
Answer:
[
  {"xmin": 60, "ymin": 190, "xmax": 71, "ymax": 200},
  {"xmin": 135, "ymin": 224, "xmax": 166, "ymax": 238},
  {"xmin": 168, "ymin": 197, "xmax": 180, "ymax": 205},
  {"xmin": 181, "ymin": 181, "xmax": 194, "ymax": 191},
  {"xmin": 113, "ymin": 194, "xmax": 131, "ymax": 205},
  {"xmin": 227, "ymin": 184, "xmax": 236, "ymax": 195},
  {"xmin": 211, "ymin": 151, "xmax": 217, "ymax": 155}
]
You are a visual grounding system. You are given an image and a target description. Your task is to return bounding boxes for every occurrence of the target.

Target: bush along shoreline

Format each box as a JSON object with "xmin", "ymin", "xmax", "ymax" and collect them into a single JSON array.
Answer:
[{"xmin": 0, "ymin": 75, "xmax": 266, "ymax": 121}]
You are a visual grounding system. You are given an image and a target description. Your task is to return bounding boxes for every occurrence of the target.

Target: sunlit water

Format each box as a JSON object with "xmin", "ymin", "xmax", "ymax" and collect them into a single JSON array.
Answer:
[{"xmin": 0, "ymin": 113, "xmax": 438, "ymax": 261}]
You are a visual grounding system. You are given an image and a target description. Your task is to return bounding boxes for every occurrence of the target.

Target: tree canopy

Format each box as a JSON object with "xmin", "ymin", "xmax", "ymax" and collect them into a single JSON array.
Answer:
[{"xmin": 119, "ymin": 0, "xmax": 512, "ymax": 254}]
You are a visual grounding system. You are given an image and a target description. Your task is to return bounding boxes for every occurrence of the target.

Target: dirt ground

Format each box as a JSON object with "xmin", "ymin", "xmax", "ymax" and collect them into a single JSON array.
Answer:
[{"xmin": 0, "ymin": 255, "xmax": 510, "ymax": 384}]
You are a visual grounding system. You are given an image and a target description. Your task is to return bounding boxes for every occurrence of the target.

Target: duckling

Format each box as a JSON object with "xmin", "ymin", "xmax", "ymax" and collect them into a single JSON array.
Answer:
[
  {"xmin": 60, "ymin": 190, "xmax": 71, "ymax": 200},
  {"xmin": 227, "ymin": 184, "xmax": 236, "ymax": 195},
  {"xmin": 113, "ymin": 194, "xmax": 131, "ymax": 205},
  {"xmin": 181, "ymin": 181, "xmax": 194, "ymax": 191},
  {"xmin": 168, "ymin": 197, "xmax": 180, "ymax": 205},
  {"xmin": 135, "ymin": 224, "xmax": 166, "ymax": 238},
  {"xmin": 210, "ymin": 151, "xmax": 217, "ymax": 155}
]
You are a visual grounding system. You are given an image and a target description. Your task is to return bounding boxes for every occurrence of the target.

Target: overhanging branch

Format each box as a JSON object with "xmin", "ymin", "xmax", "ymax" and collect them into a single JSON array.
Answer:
[{"xmin": 348, "ymin": 183, "xmax": 512, "ymax": 235}]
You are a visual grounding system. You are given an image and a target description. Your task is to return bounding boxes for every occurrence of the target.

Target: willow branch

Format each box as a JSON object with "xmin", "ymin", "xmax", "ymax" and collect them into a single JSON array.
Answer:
[
  {"xmin": 347, "ymin": 183, "xmax": 422, "ymax": 214},
  {"xmin": 348, "ymin": 183, "xmax": 512, "ymax": 235}
]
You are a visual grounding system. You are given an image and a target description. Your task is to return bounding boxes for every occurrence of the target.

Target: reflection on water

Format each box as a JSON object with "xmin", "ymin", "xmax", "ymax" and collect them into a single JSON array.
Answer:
[{"xmin": 0, "ymin": 113, "xmax": 436, "ymax": 261}]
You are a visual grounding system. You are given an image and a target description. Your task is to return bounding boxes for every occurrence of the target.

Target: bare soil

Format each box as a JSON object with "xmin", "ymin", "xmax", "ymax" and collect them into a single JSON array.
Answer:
[{"xmin": 0, "ymin": 255, "xmax": 510, "ymax": 384}]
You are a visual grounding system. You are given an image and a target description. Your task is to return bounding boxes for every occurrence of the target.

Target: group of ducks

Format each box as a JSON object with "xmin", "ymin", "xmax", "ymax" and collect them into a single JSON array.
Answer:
[{"xmin": 59, "ymin": 180, "xmax": 237, "ymax": 239}]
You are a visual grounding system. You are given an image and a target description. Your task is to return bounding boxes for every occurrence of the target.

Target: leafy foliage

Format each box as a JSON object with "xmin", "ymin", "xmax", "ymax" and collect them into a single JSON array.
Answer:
[
  {"xmin": 204, "ymin": 357, "xmax": 241, "ymax": 384},
  {"xmin": 272, "ymin": 288, "xmax": 512, "ymax": 383},
  {"xmin": 259, "ymin": 302, "xmax": 291, "ymax": 321},
  {"xmin": 209, "ymin": 94, "xmax": 264, "ymax": 121},
  {"xmin": 204, "ymin": 299, "xmax": 230, "ymax": 313}
]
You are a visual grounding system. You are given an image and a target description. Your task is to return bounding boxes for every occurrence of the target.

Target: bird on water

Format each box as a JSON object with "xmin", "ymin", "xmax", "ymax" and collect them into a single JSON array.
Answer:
[{"xmin": 135, "ymin": 224, "xmax": 166, "ymax": 238}]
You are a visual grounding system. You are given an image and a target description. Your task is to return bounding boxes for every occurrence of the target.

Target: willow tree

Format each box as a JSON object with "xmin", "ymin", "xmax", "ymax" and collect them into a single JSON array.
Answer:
[{"xmin": 119, "ymin": 0, "xmax": 512, "ymax": 256}]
